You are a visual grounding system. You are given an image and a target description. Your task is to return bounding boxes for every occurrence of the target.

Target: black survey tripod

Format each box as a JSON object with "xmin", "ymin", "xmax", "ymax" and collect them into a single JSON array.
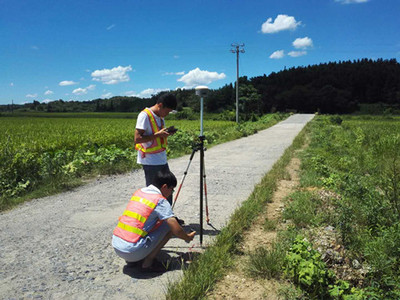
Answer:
[{"xmin": 172, "ymin": 135, "xmax": 210, "ymax": 246}]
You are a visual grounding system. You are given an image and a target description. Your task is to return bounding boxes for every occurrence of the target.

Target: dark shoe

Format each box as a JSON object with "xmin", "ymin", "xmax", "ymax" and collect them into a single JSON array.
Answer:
[
  {"xmin": 140, "ymin": 260, "xmax": 169, "ymax": 273},
  {"xmin": 175, "ymin": 217, "xmax": 185, "ymax": 225},
  {"xmin": 125, "ymin": 259, "xmax": 143, "ymax": 268}
]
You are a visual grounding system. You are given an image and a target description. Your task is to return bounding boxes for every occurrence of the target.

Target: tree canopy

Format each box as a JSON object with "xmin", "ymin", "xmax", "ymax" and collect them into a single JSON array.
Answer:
[{"xmin": 2, "ymin": 58, "xmax": 400, "ymax": 115}]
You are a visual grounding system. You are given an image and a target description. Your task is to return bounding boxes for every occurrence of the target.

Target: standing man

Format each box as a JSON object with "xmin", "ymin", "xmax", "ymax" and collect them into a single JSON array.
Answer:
[{"xmin": 134, "ymin": 93, "xmax": 177, "ymax": 205}]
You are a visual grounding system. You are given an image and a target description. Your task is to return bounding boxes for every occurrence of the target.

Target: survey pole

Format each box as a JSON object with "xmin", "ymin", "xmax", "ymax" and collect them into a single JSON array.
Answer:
[{"xmin": 231, "ymin": 43, "xmax": 245, "ymax": 124}]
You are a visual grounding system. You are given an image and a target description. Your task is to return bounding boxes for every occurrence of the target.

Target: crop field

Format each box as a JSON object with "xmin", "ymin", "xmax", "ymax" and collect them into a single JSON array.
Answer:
[{"xmin": 0, "ymin": 113, "xmax": 287, "ymax": 210}]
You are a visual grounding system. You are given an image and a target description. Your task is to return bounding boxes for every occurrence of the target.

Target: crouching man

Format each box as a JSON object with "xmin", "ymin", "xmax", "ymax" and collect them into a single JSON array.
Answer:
[{"xmin": 112, "ymin": 171, "xmax": 196, "ymax": 272}]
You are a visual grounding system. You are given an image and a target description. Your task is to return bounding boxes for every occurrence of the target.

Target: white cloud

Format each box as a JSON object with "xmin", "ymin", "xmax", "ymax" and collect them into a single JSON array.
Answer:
[
  {"xmin": 127, "ymin": 88, "xmax": 170, "ymax": 98},
  {"xmin": 59, "ymin": 80, "xmax": 78, "ymax": 86},
  {"xmin": 42, "ymin": 99, "xmax": 53, "ymax": 104},
  {"xmin": 335, "ymin": 0, "xmax": 369, "ymax": 4},
  {"xmin": 163, "ymin": 71, "xmax": 185, "ymax": 76},
  {"xmin": 72, "ymin": 88, "xmax": 86, "ymax": 95},
  {"xmin": 44, "ymin": 90, "xmax": 54, "ymax": 95},
  {"xmin": 10, "ymin": 82, "xmax": 14, "ymax": 87},
  {"xmin": 270, "ymin": 50, "xmax": 285, "ymax": 59},
  {"xmin": 125, "ymin": 91, "xmax": 137, "ymax": 97},
  {"xmin": 31, "ymin": 45, "xmax": 39, "ymax": 50},
  {"xmin": 174, "ymin": 55, "xmax": 180, "ymax": 59},
  {"xmin": 102, "ymin": 92, "xmax": 113, "ymax": 98},
  {"xmin": 72, "ymin": 84, "xmax": 96, "ymax": 95},
  {"xmin": 261, "ymin": 14, "xmax": 301, "ymax": 34},
  {"xmin": 293, "ymin": 37, "xmax": 313, "ymax": 49},
  {"xmin": 26, "ymin": 93, "xmax": 38, "ymax": 98},
  {"xmin": 141, "ymin": 88, "xmax": 169, "ymax": 98},
  {"xmin": 106, "ymin": 24, "xmax": 115, "ymax": 30},
  {"xmin": 177, "ymin": 68, "xmax": 226, "ymax": 88},
  {"xmin": 91, "ymin": 65, "xmax": 132, "ymax": 85},
  {"xmin": 288, "ymin": 51, "xmax": 307, "ymax": 57}
]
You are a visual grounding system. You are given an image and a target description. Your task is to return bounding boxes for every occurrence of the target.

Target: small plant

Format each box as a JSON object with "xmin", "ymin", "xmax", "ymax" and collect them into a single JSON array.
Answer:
[
  {"xmin": 263, "ymin": 218, "xmax": 277, "ymax": 231},
  {"xmin": 247, "ymin": 242, "xmax": 285, "ymax": 279},
  {"xmin": 284, "ymin": 235, "xmax": 359, "ymax": 299}
]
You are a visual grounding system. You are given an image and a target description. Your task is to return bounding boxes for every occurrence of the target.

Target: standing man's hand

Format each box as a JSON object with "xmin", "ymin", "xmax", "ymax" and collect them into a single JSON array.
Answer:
[
  {"xmin": 155, "ymin": 128, "xmax": 170, "ymax": 138},
  {"xmin": 135, "ymin": 128, "xmax": 169, "ymax": 143}
]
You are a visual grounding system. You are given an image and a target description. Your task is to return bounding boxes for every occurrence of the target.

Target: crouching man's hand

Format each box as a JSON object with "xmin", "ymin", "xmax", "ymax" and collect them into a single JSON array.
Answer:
[
  {"xmin": 185, "ymin": 231, "xmax": 196, "ymax": 243},
  {"xmin": 167, "ymin": 217, "xmax": 196, "ymax": 243}
]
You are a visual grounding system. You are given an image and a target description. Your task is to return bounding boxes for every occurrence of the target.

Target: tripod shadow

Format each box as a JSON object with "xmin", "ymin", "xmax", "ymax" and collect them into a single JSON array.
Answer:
[
  {"xmin": 183, "ymin": 223, "xmax": 221, "ymax": 236},
  {"xmin": 122, "ymin": 249, "xmax": 202, "ymax": 279}
]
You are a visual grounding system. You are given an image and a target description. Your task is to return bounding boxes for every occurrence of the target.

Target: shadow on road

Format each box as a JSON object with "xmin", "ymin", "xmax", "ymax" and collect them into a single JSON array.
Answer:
[
  {"xmin": 182, "ymin": 223, "xmax": 221, "ymax": 236},
  {"xmin": 122, "ymin": 250, "xmax": 202, "ymax": 279},
  {"xmin": 121, "ymin": 223, "xmax": 220, "ymax": 279}
]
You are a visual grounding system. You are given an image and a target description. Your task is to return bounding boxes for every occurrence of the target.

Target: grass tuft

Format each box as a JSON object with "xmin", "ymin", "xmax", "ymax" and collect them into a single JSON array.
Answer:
[{"xmin": 246, "ymin": 243, "xmax": 286, "ymax": 279}]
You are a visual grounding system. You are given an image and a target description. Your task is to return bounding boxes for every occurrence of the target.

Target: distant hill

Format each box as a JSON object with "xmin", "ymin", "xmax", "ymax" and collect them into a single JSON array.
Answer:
[{"xmin": 2, "ymin": 58, "xmax": 399, "ymax": 115}]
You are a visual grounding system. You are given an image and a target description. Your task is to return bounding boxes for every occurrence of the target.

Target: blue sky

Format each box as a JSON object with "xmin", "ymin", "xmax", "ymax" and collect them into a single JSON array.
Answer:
[{"xmin": 1, "ymin": 0, "xmax": 399, "ymax": 105}]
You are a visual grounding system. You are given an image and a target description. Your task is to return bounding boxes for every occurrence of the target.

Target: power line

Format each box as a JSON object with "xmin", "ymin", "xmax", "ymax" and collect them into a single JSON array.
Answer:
[{"xmin": 231, "ymin": 43, "xmax": 245, "ymax": 124}]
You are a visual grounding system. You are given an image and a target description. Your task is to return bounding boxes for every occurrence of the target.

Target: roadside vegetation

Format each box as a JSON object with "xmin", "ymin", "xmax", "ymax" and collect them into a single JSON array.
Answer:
[
  {"xmin": 0, "ymin": 112, "xmax": 287, "ymax": 211},
  {"xmin": 167, "ymin": 114, "xmax": 400, "ymax": 300},
  {"xmin": 278, "ymin": 114, "xmax": 400, "ymax": 299}
]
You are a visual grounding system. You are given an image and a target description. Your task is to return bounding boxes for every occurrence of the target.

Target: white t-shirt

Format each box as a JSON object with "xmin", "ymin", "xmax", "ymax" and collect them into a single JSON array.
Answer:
[{"xmin": 135, "ymin": 108, "xmax": 167, "ymax": 165}]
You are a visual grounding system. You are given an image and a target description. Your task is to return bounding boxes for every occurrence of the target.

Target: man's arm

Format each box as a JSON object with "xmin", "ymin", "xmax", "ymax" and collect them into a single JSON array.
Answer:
[
  {"xmin": 134, "ymin": 128, "xmax": 170, "ymax": 144},
  {"xmin": 166, "ymin": 217, "xmax": 196, "ymax": 243}
]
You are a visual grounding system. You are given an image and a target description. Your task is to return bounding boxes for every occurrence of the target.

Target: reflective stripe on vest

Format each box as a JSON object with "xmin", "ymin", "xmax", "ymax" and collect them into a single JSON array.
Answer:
[
  {"xmin": 135, "ymin": 108, "xmax": 167, "ymax": 156},
  {"xmin": 113, "ymin": 189, "xmax": 165, "ymax": 243}
]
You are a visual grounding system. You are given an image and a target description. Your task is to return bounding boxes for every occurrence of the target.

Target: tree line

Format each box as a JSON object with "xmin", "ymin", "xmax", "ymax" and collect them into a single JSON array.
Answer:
[{"xmin": 2, "ymin": 58, "xmax": 400, "ymax": 115}]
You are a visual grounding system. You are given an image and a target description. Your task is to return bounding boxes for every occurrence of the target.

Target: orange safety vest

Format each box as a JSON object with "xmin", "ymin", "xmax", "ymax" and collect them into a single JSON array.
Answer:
[
  {"xmin": 113, "ymin": 189, "xmax": 164, "ymax": 243},
  {"xmin": 135, "ymin": 108, "xmax": 167, "ymax": 158}
]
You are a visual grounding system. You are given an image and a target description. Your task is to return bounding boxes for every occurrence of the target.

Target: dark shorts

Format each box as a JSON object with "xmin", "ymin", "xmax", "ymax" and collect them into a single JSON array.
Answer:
[{"xmin": 142, "ymin": 164, "xmax": 173, "ymax": 204}]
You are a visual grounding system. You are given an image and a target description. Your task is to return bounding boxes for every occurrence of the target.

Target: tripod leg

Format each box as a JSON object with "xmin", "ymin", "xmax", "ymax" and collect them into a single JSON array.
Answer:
[
  {"xmin": 202, "ymin": 157, "xmax": 210, "ymax": 224},
  {"xmin": 172, "ymin": 148, "xmax": 196, "ymax": 209}
]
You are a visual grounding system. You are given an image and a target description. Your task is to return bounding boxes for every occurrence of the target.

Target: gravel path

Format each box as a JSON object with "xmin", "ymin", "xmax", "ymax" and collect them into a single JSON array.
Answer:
[{"xmin": 0, "ymin": 114, "xmax": 314, "ymax": 300}]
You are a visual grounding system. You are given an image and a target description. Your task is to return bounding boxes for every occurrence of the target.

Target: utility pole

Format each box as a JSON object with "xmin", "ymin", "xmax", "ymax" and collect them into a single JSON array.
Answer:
[{"xmin": 231, "ymin": 43, "xmax": 245, "ymax": 124}]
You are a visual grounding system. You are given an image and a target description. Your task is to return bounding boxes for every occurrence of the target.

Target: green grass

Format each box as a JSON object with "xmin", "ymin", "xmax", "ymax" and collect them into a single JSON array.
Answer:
[{"xmin": 282, "ymin": 191, "xmax": 321, "ymax": 228}]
